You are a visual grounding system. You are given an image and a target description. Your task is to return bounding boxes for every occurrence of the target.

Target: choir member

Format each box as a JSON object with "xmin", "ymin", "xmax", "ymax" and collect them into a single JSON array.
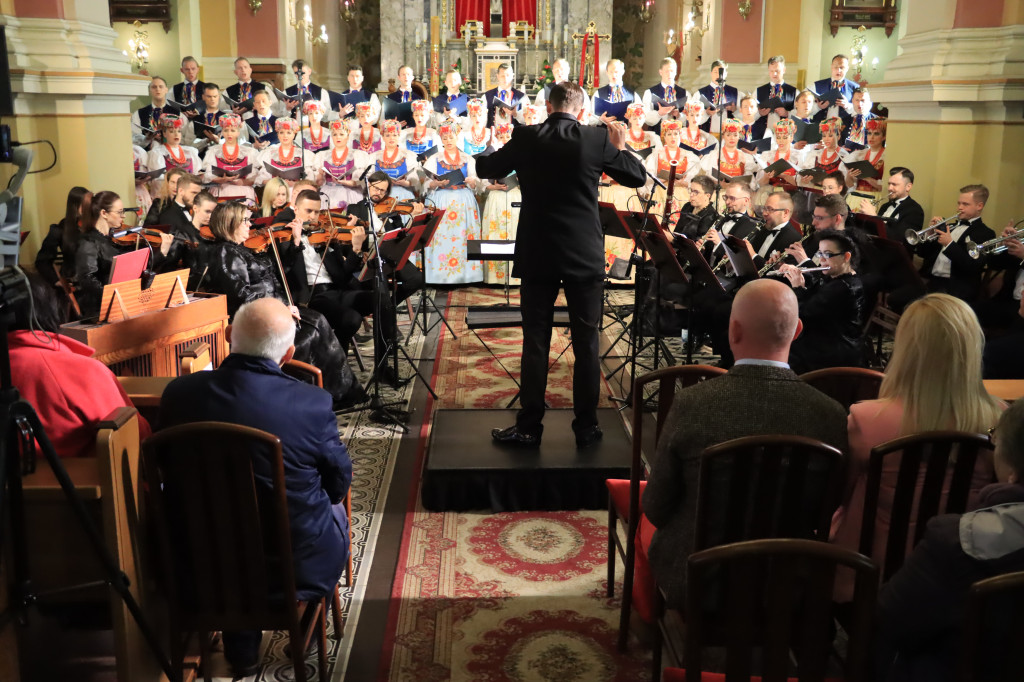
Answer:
[
  {"xmin": 172, "ymin": 56, "xmax": 205, "ymax": 106},
  {"xmin": 736, "ymin": 94, "xmax": 769, "ymax": 144},
  {"xmin": 432, "ymin": 69, "xmax": 468, "ymax": 127},
  {"xmin": 315, "ymin": 120, "xmax": 368, "ymax": 211},
  {"xmin": 700, "ymin": 119, "xmax": 758, "ymax": 188},
  {"xmin": 402, "ymin": 100, "xmax": 441, "ymax": 156},
  {"xmin": 697, "ymin": 60, "xmax": 738, "ymax": 134},
  {"xmin": 646, "ymin": 119, "xmax": 699, "ymax": 212},
  {"xmin": 260, "ymin": 177, "xmax": 290, "ymax": 218},
  {"xmin": 35, "ymin": 186, "xmax": 90, "ymax": 286},
  {"xmin": 284, "ymin": 59, "xmax": 331, "ymax": 117},
  {"xmin": 420, "ymin": 121, "xmax": 483, "ymax": 285},
  {"xmin": 602, "ymin": 102, "xmax": 658, "ymax": 210},
  {"xmin": 131, "ymin": 76, "xmax": 171, "ymax": 150},
  {"xmin": 147, "ymin": 114, "xmax": 202, "ymax": 181},
  {"xmin": 254, "ymin": 118, "xmax": 312, "ymax": 188},
  {"xmin": 845, "ymin": 118, "xmax": 886, "ymax": 194},
  {"xmin": 385, "ymin": 65, "xmax": 424, "ymax": 128},
  {"xmin": 337, "ymin": 64, "xmax": 380, "ymax": 121},
  {"xmin": 194, "ymin": 82, "xmax": 227, "ymax": 149},
  {"xmin": 755, "ymin": 55, "xmax": 797, "ymax": 125},
  {"xmin": 225, "ymin": 56, "xmax": 268, "ymax": 118},
  {"xmin": 533, "ymin": 58, "xmax": 591, "ymax": 123},
  {"xmin": 813, "ymin": 54, "xmax": 858, "ymax": 117},
  {"xmin": 799, "ymin": 118, "xmax": 848, "ymax": 187},
  {"xmin": 792, "ymin": 90, "xmax": 816, "ymax": 126},
  {"xmin": 844, "ymin": 89, "xmax": 878, "ymax": 147},
  {"xmin": 350, "ymin": 102, "xmax": 382, "ymax": 155},
  {"xmin": 456, "ymin": 98, "xmax": 492, "ymax": 155},
  {"xmin": 133, "ymin": 145, "xmax": 154, "ymax": 216},
  {"xmin": 522, "ymin": 104, "xmax": 544, "ymax": 126},
  {"xmin": 367, "ymin": 119, "xmax": 419, "ymax": 202},
  {"xmin": 202, "ymin": 114, "xmax": 258, "ymax": 202},
  {"xmin": 681, "ymin": 98, "xmax": 717, "ymax": 152},
  {"xmin": 245, "ymin": 90, "xmax": 278, "ymax": 150},
  {"xmin": 591, "ymin": 59, "xmax": 636, "ymax": 125},
  {"xmin": 484, "ymin": 63, "xmax": 528, "ymax": 127},
  {"xmin": 480, "ymin": 123, "xmax": 520, "ymax": 285},
  {"xmin": 778, "ymin": 228, "xmax": 866, "ymax": 373},
  {"xmin": 201, "ymin": 200, "xmax": 365, "ymax": 408},
  {"xmin": 300, "ymin": 100, "xmax": 331, "ymax": 154},
  {"xmin": 642, "ymin": 57, "xmax": 686, "ymax": 133},
  {"xmin": 756, "ymin": 118, "xmax": 804, "ymax": 187}
]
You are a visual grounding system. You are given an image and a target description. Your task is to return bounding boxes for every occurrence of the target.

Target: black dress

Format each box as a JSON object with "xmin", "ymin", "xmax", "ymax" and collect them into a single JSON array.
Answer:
[
  {"xmin": 788, "ymin": 272, "xmax": 867, "ymax": 374},
  {"xmin": 73, "ymin": 230, "xmax": 131, "ymax": 318},
  {"xmin": 203, "ymin": 240, "xmax": 363, "ymax": 405}
]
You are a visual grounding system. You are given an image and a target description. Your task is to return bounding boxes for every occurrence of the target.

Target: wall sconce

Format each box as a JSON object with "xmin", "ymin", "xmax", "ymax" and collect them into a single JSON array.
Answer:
[
  {"xmin": 290, "ymin": 2, "xmax": 329, "ymax": 46},
  {"xmin": 684, "ymin": 2, "xmax": 709, "ymax": 45},
  {"xmin": 122, "ymin": 21, "xmax": 150, "ymax": 73},
  {"xmin": 850, "ymin": 25, "xmax": 868, "ymax": 77},
  {"xmin": 247, "ymin": 0, "xmax": 262, "ymax": 14},
  {"xmin": 638, "ymin": 0, "xmax": 654, "ymax": 24},
  {"xmin": 339, "ymin": 0, "xmax": 355, "ymax": 22},
  {"xmin": 737, "ymin": 0, "xmax": 752, "ymax": 20}
]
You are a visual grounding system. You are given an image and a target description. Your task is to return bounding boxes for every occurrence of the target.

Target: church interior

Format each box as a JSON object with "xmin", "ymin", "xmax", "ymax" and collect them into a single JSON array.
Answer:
[{"xmin": 2, "ymin": 0, "xmax": 1024, "ymax": 681}]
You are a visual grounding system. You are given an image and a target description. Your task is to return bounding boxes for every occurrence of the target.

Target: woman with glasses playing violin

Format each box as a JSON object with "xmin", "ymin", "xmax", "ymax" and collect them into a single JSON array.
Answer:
[
  {"xmin": 775, "ymin": 228, "xmax": 866, "ymax": 374},
  {"xmin": 202, "ymin": 199, "xmax": 367, "ymax": 409},
  {"xmin": 73, "ymin": 191, "xmax": 174, "ymax": 317}
]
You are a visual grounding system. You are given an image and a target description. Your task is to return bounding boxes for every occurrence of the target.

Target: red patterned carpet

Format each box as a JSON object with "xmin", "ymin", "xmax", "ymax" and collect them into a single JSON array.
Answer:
[{"xmin": 379, "ymin": 287, "xmax": 650, "ymax": 681}]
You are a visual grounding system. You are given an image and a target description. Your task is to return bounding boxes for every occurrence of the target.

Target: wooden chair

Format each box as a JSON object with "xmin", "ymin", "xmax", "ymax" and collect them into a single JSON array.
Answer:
[
  {"xmin": 662, "ymin": 538, "xmax": 878, "ymax": 682},
  {"xmin": 860, "ymin": 431, "xmax": 993, "ymax": 583},
  {"xmin": 179, "ymin": 340, "xmax": 213, "ymax": 375},
  {"xmin": 653, "ymin": 434, "xmax": 847, "ymax": 677},
  {"xmin": 863, "ymin": 296, "xmax": 901, "ymax": 369},
  {"xmin": 959, "ymin": 570, "xmax": 1024, "ymax": 682},
  {"xmin": 606, "ymin": 364, "xmax": 727, "ymax": 650},
  {"xmin": 142, "ymin": 422, "xmax": 329, "ymax": 682},
  {"xmin": 799, "ymin": 366, "xmax": 885, "ymax": 411}
]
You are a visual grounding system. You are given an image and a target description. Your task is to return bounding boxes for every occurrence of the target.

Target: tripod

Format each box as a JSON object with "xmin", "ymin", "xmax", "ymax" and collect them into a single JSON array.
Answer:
[{"xmin": 0, "ymin": 269, "xmax": 172, "ymax": 679}]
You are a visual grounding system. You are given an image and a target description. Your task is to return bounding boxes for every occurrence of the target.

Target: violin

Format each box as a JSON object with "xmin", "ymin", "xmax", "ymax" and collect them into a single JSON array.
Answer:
[
  {"xmin": 242, "ymin": 226, "xmax": 293, "ymax": 252},
  {"xmin": 305, "ymin": 227, "xmax": 354, "ymax": 246},
  {"xmin": 373, "ymin": 197, "xmax": 418, "ymax": 216},
  {"xmin": 111, "ymin": 227, "xmax": 196, "ymax": 249}
]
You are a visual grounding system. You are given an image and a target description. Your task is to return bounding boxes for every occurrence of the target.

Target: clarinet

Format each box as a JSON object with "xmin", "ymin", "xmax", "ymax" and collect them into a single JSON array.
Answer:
[{"xmin": 757, "ymin": 231, "xmax": 811, "ymax": 277}]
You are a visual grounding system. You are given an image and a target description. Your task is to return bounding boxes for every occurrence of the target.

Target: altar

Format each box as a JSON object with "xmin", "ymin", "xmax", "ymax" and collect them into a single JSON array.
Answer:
[{"xmin": 378, "ymin": 0, "xmax": 613, "ymax": 96}]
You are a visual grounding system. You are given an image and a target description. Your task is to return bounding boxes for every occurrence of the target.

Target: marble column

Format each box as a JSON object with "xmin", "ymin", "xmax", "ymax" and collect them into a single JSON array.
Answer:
[{"xmin": 870, "ymin": 0, "xmax": 1024, "ymax": 225}]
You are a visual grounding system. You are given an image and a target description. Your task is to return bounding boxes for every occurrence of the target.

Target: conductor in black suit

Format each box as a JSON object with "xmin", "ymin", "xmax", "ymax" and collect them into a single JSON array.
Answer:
[{"xmin": 475, "ymin": 82, "xmax": 647, "ymax": 448}]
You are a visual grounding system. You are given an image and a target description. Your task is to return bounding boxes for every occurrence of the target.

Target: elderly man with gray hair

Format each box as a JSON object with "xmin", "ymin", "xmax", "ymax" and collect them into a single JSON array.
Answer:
[{"xmin": 159, "ymin": 297, "xmax": 351, "ymax": 676}]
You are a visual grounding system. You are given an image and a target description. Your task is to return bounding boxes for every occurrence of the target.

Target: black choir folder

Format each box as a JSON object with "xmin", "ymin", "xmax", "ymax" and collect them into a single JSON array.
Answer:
[
  {"xmin": 263, "ymin": 162, "xmax": 304, "ymax": 181},
  {"xmin": 134, "ymin": 168, "xmax": 165, "ymax": 181},
  {"xmin": 762, "ymin": 158, "xmax": 795, "ymax": 176},
  {"xmin": 223, "ymin": 94, "xmax": 255, "ymax": 111},
  {"xmin": 421, "ymin": 167, "xmax": 466, "ymax": 186},
  {"xmin": 844, "ymin": 160, "xmax": 881, "ymax": 180},
  {"xmin": 738, "ymin": 138, "xmax": 772, "ymax": 154},
  {"xmin": 594, "ymin": 98, "xmax": 631, "ymax": 121},
  {"xmin": 650, "ymin": 94, "xmax": 688, "ymax": 110},
  {"xmin": 211, "ymin": 164, "xmax": 252, "ymax": 178}
]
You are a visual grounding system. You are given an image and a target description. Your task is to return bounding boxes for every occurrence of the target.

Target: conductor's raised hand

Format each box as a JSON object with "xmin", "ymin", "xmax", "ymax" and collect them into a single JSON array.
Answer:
[{"xmin": 607, "ymin": 121, "xmax": 628, "ymax": 151}]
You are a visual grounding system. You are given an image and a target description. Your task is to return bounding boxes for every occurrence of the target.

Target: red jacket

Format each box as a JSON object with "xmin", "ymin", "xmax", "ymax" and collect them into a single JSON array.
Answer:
[{"xmin": 8, "ymin": 330, "xmax": 151, "ymax": 458}]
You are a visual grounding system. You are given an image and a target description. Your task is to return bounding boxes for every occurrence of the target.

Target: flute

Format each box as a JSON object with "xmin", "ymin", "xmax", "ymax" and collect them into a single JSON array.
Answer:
[{"xmin": 765, "ymin": 265, "xmax": 831, "ymax": 277}]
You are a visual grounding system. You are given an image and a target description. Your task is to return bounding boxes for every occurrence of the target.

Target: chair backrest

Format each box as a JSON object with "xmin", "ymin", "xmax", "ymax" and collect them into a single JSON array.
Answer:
[
  {"xmin": 860, "ymin": 431, "xmax": 993, "ymax": 582},
  {"xmin": 694, "ymin": 435, "xmax": 846, "ymax": 552},
  {"xmin": 959, "ymin": 570, "xmax": 1024, "ymax": 682},
  {"xmin": 685, "ymin": 538, "xmax": 877, "ymax": 682},
  {"xmin": 179, "ymin": 340, "xmax": 212, "ymax": 376},
  {"xmin": 142, "ymin": 422, "xmax": 300, "ymax": 634},
  {"xmin": 282, "ymin": 359, "xmax": 324, "ymax": 388},
  {"xmin": 799, "ymin": 366, "xmax": 884, "ymax": 411}
]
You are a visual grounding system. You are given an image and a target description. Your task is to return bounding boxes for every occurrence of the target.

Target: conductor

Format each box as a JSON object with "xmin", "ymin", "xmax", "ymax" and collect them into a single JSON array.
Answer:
[{"xmin": 476, "ymin": 82, "xmax": 647, "ymax": 448}]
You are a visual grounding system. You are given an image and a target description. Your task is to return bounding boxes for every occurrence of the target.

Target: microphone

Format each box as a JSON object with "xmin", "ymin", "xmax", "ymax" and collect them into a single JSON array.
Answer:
[
  {"xmin": 110, "ymin": 226, "xmax": 144, "ymax": 239},
  {"xmin": 359, "ymin": 165, "xmax": 372, "ymax": 181}
]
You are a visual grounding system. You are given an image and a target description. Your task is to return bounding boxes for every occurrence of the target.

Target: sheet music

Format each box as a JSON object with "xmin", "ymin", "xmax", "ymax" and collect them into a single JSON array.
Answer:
[{"xmin": 479, "ymin": 242, "xmax": 515, "ymax": 255}]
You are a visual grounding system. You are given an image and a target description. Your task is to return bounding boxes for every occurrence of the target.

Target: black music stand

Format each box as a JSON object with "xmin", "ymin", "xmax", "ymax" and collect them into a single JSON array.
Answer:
[
  {"xmin": 851, "ymin": 212, "xmax": 888, "ymax": 239},
  {"xmin": 671, "ymin": 233, "xmax": 725, "ymax": 365},
  {"xmin": 406, "ymin": 209, "xmax": 457, "ymax": 343},
  {"xmin": 597, "ymin": 202, "xmax": 635, "ymax": 341},
  {"xmin": 722, "ymin": 234, "xmax": 761, "ymax": 280}
]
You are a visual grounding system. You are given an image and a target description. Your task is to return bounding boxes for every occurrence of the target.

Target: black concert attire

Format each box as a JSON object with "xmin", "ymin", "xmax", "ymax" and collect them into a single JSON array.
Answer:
[
  {"xmin": 483, "ymin": 86, "xmax": 528, "ymax": 127},
  {"xmin": 755, "ymin": 82, "xmax": 798, "ymax": 112},
  {"xmin": 974, "ymin": 249, "xmax": 1024, "ymax": 332},
  {"xmin": 172, "ymin": 80, "xmax": 206, "ymax": 106},
  {"xmin": 155, "ymin": 202, "xmax": 211, "ymax": 290},
  {"xmin": 476, "ymin": 111, "xmax": 646, "ymax": 438},
  {"xmin": 697, "ymin": 83, "xmax": 739, "ymax": 133},
  {"xmin": 900, "ymin": 218, "xmax": 996, "ymax": 309},
  {"xmin": 202, "ymin": 240, "xmax": 363, "ymax": 406},
  {"xmin": 35, "ymin": 220, "xmax": 76, "ymax": 286},
  {"xmin": 868, "ymin": 194, "xmax": 925, "ymax": 244},
  {"xmin": 788, "ymin": 272, "xmax": 867, "ymax": 374},
  {"xmin": 655, "ymin": 203, "xmax": 720, "ymax": 325},
  {"xmin": 73, "ymin": 230, "xmax": 132, "ymax": 318}
]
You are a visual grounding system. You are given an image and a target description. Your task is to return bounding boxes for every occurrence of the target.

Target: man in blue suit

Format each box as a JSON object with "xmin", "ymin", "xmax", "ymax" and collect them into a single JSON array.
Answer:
[
  {"xmin": 160, "ymin": 297, "xmax": 351, "ymax": 676},
  {"xmin": 813, "ymin": 54, "xmax": 858, "ymax": 117}
]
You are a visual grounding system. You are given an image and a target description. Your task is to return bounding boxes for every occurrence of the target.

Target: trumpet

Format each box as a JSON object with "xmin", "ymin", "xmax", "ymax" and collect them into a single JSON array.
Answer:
[
  {"xmin": 765, "ymin": 265, "xmax": 831, "ymax": 277},
  {"xmin": 906, "ymin": 213, "xmax": 961, "ymax": 245},
  {"xmin": 966, "ymin": 226, "xmax": 1024, "ymax": 259}
]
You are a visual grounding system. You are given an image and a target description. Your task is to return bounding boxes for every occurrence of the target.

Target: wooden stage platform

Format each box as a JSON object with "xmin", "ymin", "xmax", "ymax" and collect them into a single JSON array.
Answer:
[{"xmin": 422, "ymin": 408, "xmax": 630, "ymax": 512}]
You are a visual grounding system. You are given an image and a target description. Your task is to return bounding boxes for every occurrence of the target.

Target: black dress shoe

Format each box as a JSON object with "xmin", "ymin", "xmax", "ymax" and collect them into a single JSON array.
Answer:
[
  {"xmin": 576, "ymin": 426, "xmax": 603, "ymax": 449},
  {"xmin": 491, "ymin": 425, "xmax": 541, "ymax": 448}
]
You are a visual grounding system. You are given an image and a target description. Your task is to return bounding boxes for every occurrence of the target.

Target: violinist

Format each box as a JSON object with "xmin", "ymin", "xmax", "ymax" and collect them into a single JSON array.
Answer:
[
  {"xmin": 260, "ymin": 177, "xmax": 290, "ymax": 218},
  {"xmin": 202, "ymin": 201, "xmax": 367, "ymax": 409},
  {"xmin": 156, "ymin": 172, "xmax": 201, "ymax": 234},
  {"xmin": 35, "ymin": 186, "xmax": 90, "ymax": 286},
  {"xmin": 201, "ymin": 113, "xmax": 258, "ymax": 202},
  {"xmin": 315, "ymin": 120, "xmax": 369, "ymax": 211},
  {"xmin": 73, "ymin": 191, "xmax": 173, "ymax": 317},
  {"xmin": 144, "ymin": 166, "xmax": 188, "ymax": 225},
  {"xmin": 157, "ymin": 188, "xmax": 216, "ymax": 290}
]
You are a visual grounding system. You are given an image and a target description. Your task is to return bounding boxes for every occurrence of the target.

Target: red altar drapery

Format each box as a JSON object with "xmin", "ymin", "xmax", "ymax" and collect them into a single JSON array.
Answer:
[
  {"xmin": 456, "ymin": 0, "xmax": 490, "ymax": 37},
  {"xmin": 502, "ymin": 0, "xmax": 536, "ymax": 35}
]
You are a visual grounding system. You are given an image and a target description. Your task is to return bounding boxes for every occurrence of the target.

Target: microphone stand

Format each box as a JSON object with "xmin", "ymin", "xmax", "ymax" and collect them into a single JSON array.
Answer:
[
  {"xmin": 295, "ymin": 70, "xmax": 308, "ymax": 180},
  {"xmin": 713, "ymin": 74, "xmax": 728, "ymax": 211}
]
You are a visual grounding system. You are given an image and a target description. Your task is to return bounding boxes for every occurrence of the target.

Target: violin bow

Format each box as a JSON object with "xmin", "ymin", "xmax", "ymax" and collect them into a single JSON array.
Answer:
[{"xmin": 264, "ymin": 225, "xmax": 295, "ymax": 308}]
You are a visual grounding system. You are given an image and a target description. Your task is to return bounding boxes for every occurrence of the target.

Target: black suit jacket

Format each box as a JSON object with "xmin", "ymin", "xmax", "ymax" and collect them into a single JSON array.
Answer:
[
  {"xmin": 475, "ymin": 112, "xmax": 646, "ymax": 281},
  {"xmin": 916, "ymin": 219, "xmax": 996, "ymax": 300},
  {"xmin": 749, "ymin": 222, "xmax": 803, "ymax": 270},
  {"xmin": 172, "ymin": 80, "xmax": 206, "ymax": 105},
  {"xmin": 704, "ymin": 214, "xmax": 759, "ymax": 268},
  {"xmin": 697, "ymin": 84, "xmax": 739, "ymax": 132},
  {"xmin": 484, "ymin": 87, "xmax": 527, "ymax": 127},
  {"xmin": 755, "ymin": 82, "xmax": 798, "ymax": 111},
  {"xmin": 156, "ymin": 203, "xmax": 206, "ymax": 287},
  {"xmin": 225, "ymin": 81, "xmax": 266, "ymax": 104},
  {"xmin": 878, "ymin": 196, "xmax": 925, "ymax": 243}
]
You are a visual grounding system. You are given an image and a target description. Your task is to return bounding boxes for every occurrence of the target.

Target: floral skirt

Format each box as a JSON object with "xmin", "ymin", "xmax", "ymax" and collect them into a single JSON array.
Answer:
[
  {"xmin": 480, "ymin": 187, "xmax": 521, "ymax": 285},
  {"xmin": 423, "ymin": 187, "xmax": 483, "ymax": 285}
]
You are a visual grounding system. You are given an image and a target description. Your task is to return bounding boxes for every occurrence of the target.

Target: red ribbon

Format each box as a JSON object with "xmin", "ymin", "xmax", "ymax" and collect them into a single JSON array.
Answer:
[{"xmin": 578, "ymin": 32, "xmax": 590, "ymax": 86}]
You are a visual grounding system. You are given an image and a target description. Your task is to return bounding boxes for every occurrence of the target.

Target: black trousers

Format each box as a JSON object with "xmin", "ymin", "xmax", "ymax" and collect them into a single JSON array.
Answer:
[{"xmin": 517, "ymin": 277, "xmax": 603, "ymax": 435}]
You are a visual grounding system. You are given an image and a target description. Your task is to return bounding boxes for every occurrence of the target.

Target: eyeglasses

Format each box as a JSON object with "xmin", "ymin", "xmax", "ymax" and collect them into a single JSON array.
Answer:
[
  {"xmin": 815, "ymin": 250, "xmax": 847, "ymax": 259},
  {"xmin": 763, "ymin": 207, "xmax": 787, "ymax": 214},
  {"xmin": 107, "ymin": 209, "xmax": 126, "ymax": 216},
  {"xmin": 369, "ymin": 183, "xmax": 389, "ymax": 193}
]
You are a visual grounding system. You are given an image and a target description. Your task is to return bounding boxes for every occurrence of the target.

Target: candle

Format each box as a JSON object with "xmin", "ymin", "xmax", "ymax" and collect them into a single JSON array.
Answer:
[
  {"xmin": 465, "ymin": 29, "xmax": 470, "ymax": 48},
  {"xmin": 535, "ymin": 27, "xmax": 540, "ymax": 48},
  {"xmin": 303, "ymin": 4, "xmax": 312, "ymax": 24}
]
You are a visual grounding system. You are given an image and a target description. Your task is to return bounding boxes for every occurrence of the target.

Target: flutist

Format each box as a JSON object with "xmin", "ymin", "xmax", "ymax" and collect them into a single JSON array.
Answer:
[{"xmin": 776, "ymin": 229, "xmax": 866, "ymax": 373}]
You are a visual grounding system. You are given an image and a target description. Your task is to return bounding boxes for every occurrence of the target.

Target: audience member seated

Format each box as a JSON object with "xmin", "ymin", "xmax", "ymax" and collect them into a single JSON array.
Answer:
[
  {"xmin": 830, "ymin": 293, "xmax": 1004, "ymax": 603},
  {"xmin": 9, "ymin": 272, "xmax": 151, "ymax": 458},
  {"xmin": 875, "ymin": 397, "xmax": 1024, "ymax": 682},
  {"xmin": 642, "ymin": 279, "xmax": 848, "ymax": 609},
  {"xmin": 159, "ymin": 297, "xmax": 351, "ymax": 676}
]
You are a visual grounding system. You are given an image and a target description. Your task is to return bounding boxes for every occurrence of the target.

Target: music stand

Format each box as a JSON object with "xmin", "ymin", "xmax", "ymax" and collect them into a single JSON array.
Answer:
[
  {"xmin": 406, "ymin": 209, "xmax": 457, "ymax": 341},
  {"xmin": 597, "ymin": 202, "xmax": 635, "ymax": 339},
  {"xmin": 722, "ymin": 234, "xmax": 761, "ymax": 280},
  {"xmin": 851, "ymin": 212, "xmax": 888, "ymax": 239}
]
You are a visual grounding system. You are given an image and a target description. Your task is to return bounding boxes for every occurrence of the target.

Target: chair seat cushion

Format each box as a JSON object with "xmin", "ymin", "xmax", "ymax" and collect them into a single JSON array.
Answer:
[
  {"xmin": 663, "ymin": 669, "xmax": 840, "ymax": 681},
  {"xmin": 606, "ymin": 478, "xmax": 647, "ymax": 518},
  {"xmin": 606, "ymin": 479, "xmax": 657, "ymax": 623}
]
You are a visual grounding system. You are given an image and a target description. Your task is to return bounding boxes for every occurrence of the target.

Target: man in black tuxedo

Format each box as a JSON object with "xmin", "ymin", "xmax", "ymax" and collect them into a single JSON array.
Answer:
[
  {"xmin": 484, "ymin": 63, "xmax": 528, "ymax": 127},
  {"xmin": 172, "ymin": 56, "xmax": 205, "ymax": 107},
  {"xmin": 476, "ymin": 82, "xmax": 646, "ymax": 448},
  {"xmin": 857, "ymin": 166, "xmax": 924, "ymax": 239},
  {"xmin": 155, "ymin": 175, "xmax": 207, "ymax": 286},
  {"xmin": 747, "ymin": 190, "xmax": 803, "ymax": 271}
]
